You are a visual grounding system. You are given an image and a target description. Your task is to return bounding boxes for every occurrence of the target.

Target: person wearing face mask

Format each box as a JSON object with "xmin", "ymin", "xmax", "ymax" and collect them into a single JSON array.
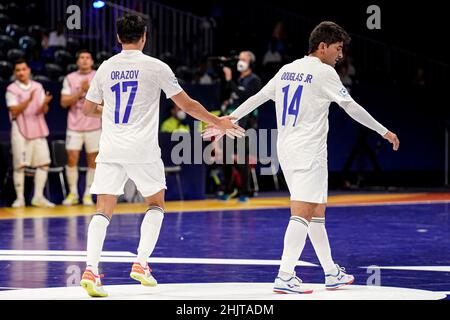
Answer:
[
  {"xmin": 161, "ymin": 103, "xmax": 190, "ymax": 133},
  {"xmin": 222, "ymin": 51, "xmax": 262, "ymax": 129},
  {"xmin": 219, "ymin": 51, "xmax": 262, "ymax": 203}
]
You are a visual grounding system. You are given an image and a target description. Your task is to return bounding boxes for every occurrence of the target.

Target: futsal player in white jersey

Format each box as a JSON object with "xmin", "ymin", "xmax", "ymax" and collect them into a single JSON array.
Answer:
[
  {"xmin": 79, "ymin": 15, "xmax": 243, "ymax": 297},
  {"xmin": 205, "ymin": 21, "xmax": 400, "ymax": 294}
]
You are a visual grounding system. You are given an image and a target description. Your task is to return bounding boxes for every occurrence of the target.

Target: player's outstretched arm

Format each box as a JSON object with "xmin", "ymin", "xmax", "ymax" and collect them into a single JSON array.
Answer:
[
  {"xmin": 340, "ymin": 100, "xmax": 400, "ymax": 151},
  {"xmin": 202, "ymin": 90, "xmax": 271, "ymax": 140},
  {"xmin": 83, "ymin": 99, "xmax": 103, "ymax": 118},
  {"xmin": 171, "ymin": 90, "xmax": 245, "ymax": 138}
]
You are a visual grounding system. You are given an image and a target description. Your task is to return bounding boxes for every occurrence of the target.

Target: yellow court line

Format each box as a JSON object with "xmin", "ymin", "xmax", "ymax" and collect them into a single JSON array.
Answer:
[{"xmin": 1, "ymin": 193, "xmax": 450, "ymax": 220}]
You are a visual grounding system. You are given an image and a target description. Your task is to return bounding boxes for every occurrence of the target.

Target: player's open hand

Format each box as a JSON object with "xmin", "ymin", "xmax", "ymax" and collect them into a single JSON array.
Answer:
[
  {"xmin": 383, "ymin": 131, "xmax": 399, "ymax": 151},
  {"xmin": 203, "ymin": 116, "xmax": 245, "ymax": 140}
]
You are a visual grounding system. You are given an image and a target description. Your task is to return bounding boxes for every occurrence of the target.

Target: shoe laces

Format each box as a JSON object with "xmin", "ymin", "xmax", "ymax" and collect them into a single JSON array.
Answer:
[{"xmin": 336, "ymin": 264, "xmax": 347, "ymax": 274}]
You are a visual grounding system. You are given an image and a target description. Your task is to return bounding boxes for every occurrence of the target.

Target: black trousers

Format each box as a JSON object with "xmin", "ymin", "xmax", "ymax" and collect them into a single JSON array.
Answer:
[{"xmin": 221, "ymin": 136, "xmax": 250, "ymax": 197}]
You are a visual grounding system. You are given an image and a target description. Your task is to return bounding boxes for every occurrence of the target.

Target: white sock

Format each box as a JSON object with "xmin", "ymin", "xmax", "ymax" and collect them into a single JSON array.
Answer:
[
  {"xmin": 34, "ymin": 168, "xmax": 48, "ymax": 198},
  {"xmin": 85, "ymin": 168, "xmax": 95, "ymax": 196},
  {"xmin": 86, "ymin": 213, "xmax": 110, "ymax": 275},
  {"xmin": 13, "ymin": 169, "xmax": 25, "ymax": 199},
  {"xmin": 308, "ymin": 217, "xmax": 337, "ymax": 275},
  {"xmin": 136, "ymin": 207, "xmax": 164, "ymax": 267},
  {"xmin": 66, "ymin": 166, "xmax": 78, "ymax": 196},
  {"xmin": 279, "ymin": 216, "xmax": 309, "ymax": 277}
]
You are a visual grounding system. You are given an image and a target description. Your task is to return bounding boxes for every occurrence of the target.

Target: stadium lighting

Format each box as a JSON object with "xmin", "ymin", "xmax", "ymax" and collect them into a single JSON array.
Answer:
[
  {"xmin": 91, "ymin": 1, "xmax": 149, "ymax": 21},
  {"xmin": 93, "ymin": 1, "xmax": 106, "ymax": 9}
]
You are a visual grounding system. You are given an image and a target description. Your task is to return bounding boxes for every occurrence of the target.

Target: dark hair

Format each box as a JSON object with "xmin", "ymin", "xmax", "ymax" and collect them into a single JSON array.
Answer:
[
  {"xmin": 14, "ymin": 58, "xmax": 28, "ymax": 69},
  {"xmin": 116, "ymin": 14, "xmax": 147, "ymax": 44},
  {"xmin": 76, "ymin": 49, "xmax": 93, "ymax": 61},
  {"xmin": 308, "ymin": 21, "xmax": 351, "ymax": 54}
]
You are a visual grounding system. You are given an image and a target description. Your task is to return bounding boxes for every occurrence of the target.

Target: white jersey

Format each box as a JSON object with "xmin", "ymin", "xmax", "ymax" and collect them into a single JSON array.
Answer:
[
  {"xmin": 258, "ymin": 56, "xmax": 387, "ymax": 170},
  {"xmin": 86, "ymin": 50, "xmax": 182, "ymax": 163}
]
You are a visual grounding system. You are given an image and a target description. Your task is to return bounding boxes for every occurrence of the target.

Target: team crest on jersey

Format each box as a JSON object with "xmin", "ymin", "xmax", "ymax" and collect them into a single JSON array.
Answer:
[{"xmin": 339, "ymin": 87, "xmax": 349, "ymax": 97}]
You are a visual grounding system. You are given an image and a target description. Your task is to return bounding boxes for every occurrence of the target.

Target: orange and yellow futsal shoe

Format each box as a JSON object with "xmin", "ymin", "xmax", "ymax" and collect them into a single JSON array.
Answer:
[
  {"xmin": 80, "ymin": 268, "xmax": 108, "ymax": 297},
  {"xmin": 130, "ymin": 262, "xmax": 157, "ymax": 286}
]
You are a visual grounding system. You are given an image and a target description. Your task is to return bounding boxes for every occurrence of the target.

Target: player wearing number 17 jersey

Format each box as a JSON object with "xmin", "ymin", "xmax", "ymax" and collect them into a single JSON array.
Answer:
[
  {"xmin": 79, "ymin": 15, "xmax": 243, "ymax": 298},
  {"xmin": 204, "ymin": 21, "xmax": 400, "ymax": 294}
]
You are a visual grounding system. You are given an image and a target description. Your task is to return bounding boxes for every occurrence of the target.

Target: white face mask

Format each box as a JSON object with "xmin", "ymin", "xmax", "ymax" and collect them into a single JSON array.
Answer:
[
  {"xmin": 237, "ymin": 60, "xmax": 249, "ymax": 73},
  {"xmin": 176, "ymin": 110, "xmax": 186, "ymax": 121}
]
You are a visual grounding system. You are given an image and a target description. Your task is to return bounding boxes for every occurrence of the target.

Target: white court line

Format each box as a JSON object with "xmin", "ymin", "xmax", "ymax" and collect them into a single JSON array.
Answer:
[
  {"xmin": 360, "ymin": 266, "xmax": 450, "ymax": 272},
  {"xmin": 0, "ymin": 250, "xmax": 135, "ymax": 257},
  {"xmin": 0, "ymin": 287, "xmax": 28, "ymax": 290},
  {"xmin": 329, "ymin": 199, "xmax": 450, "ymax": 208},
  {"xmin": 0, "ymin": 283, "xmax": 445, "ymax": 300},
  {"xmin": 0, "ymin": 254, "xmax": 317, "ymax": 267}
]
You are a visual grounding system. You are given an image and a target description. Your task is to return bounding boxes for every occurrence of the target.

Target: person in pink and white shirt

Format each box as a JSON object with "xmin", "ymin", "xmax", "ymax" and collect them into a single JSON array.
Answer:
[
  {"xmin": 5, "ymin": 59, "xmax": 55, "ymax": 208},
  {"xmin": 60, "ymin": 50, "xmax": 100, "ymax": 206}
]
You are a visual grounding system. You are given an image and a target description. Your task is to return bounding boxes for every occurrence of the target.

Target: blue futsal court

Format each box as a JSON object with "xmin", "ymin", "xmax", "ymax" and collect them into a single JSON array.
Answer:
[{"xmin": 0, "ymin": 199, "xmax": 449, "ymax": 299}]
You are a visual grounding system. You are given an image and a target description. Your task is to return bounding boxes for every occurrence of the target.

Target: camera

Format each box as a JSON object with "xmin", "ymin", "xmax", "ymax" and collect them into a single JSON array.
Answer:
[{"xmin": 208, "ymin": 54, "xmax": 239, "ymax": 69}]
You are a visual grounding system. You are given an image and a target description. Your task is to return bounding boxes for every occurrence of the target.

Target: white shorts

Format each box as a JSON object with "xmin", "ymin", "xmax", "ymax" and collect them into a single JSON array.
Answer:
[
  {"xmin": 11, "ymin": 122, "xmax": 51, "ymax": 169},
  {"xmin": 66, "ymin": 129, "xmax": 101, "ymax": 153},
  {"xmin": 282, "ymin": 160, "xmax": 328, "ymax": 204},
  {"xmin": 90, "ymin": 159, "xmax": 167, "ymax": 197}
]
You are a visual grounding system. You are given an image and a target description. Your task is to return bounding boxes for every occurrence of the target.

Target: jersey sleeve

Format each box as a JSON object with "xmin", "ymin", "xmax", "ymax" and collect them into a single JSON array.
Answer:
[
  {"xmin": 321, "ymin": 67, "xmax": 354, "ymax": 105},
  {"xmin": 322, "ymin": 67, "xmax": 388, "ymax": 136},
  {"xmin": 85, "ymin": 67, "xmax": 103, "ymax": 104},
  {"xmin": 157, "ymin": 63, "xmax": 183, "ymax": 99},
  {"xmin": 61, "ymin": 76, "xmax": 71, "ymax": 95},
  {"xmin": 260, "ymin": 75, "xmax": 276, "ymax": 101},
  {"xmin": 5, "ymin": 91, "xmax": 18, "ymax": 107},
  {"xmin": 229, "ymin": 90, "xmax": 271, "ymax": 121}
]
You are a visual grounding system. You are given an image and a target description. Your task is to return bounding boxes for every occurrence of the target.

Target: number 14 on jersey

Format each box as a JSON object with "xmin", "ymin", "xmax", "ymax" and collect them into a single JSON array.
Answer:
[{"xmin": 281, "ymin": 84, "xmax": 303, "ymax": 127}]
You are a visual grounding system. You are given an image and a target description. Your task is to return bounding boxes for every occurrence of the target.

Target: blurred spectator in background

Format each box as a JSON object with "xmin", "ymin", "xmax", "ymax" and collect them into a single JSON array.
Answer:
[
  {"xmin": 161, "ymin": 103, "xmax": 190, "ymax": 133},
  {"xmin": 413, "ymin": 67, "xmax": 427, "ymax": 88},
  {"xmin": 262, "ymin": 22, "xmax": 287, "ymax": 81},
  {"xmin": 28, "ymin": 48, "xmax": 45, "ymax": 75},
  {"xmin": 220, "ymin": 50, "xmax": 262, "ymax": 202},
  {"xmin": 193, "ymin": 57, "xmax": 216, "ymax": 85},
  {"xmin": 262, "ymin": 37, "xmax": 283, "ymax": 66},
  {"xmin": 40, "ymin": 31, "xmax": 54, "ymax": 63},
  {"xmin": 48, "ymin": 21, "xmax": 67, "ymax": 48},
  {"xmin": 266, "ymin": 21, "xmax": 286, "ymax": 59},
  {"xmin": 336, "ymin": 56, "xmax": 356, "ymax": 91}
]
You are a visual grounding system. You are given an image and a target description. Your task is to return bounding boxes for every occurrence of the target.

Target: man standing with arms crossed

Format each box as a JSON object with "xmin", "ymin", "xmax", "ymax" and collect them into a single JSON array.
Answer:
[
  {"xmin": 79, "ymin": 15, "xmax": 243, "ymax": 297},
  {"xmin": 61, "ymin": 50, "xmax": 99, "ymax": 206},
  {"xmin": 205, "ymin": 21, "xmax": 400, "ymax": 294}
]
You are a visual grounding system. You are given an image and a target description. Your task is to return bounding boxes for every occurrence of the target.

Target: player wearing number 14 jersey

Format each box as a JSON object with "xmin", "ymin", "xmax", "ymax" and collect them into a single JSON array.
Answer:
[
  {"xmin": 204, "ymin": 21, "xmax": 400, "ymax": 294},
  {"xmin": 79, "ymin": 15, "xmax": 243, "ymax": 298}
]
